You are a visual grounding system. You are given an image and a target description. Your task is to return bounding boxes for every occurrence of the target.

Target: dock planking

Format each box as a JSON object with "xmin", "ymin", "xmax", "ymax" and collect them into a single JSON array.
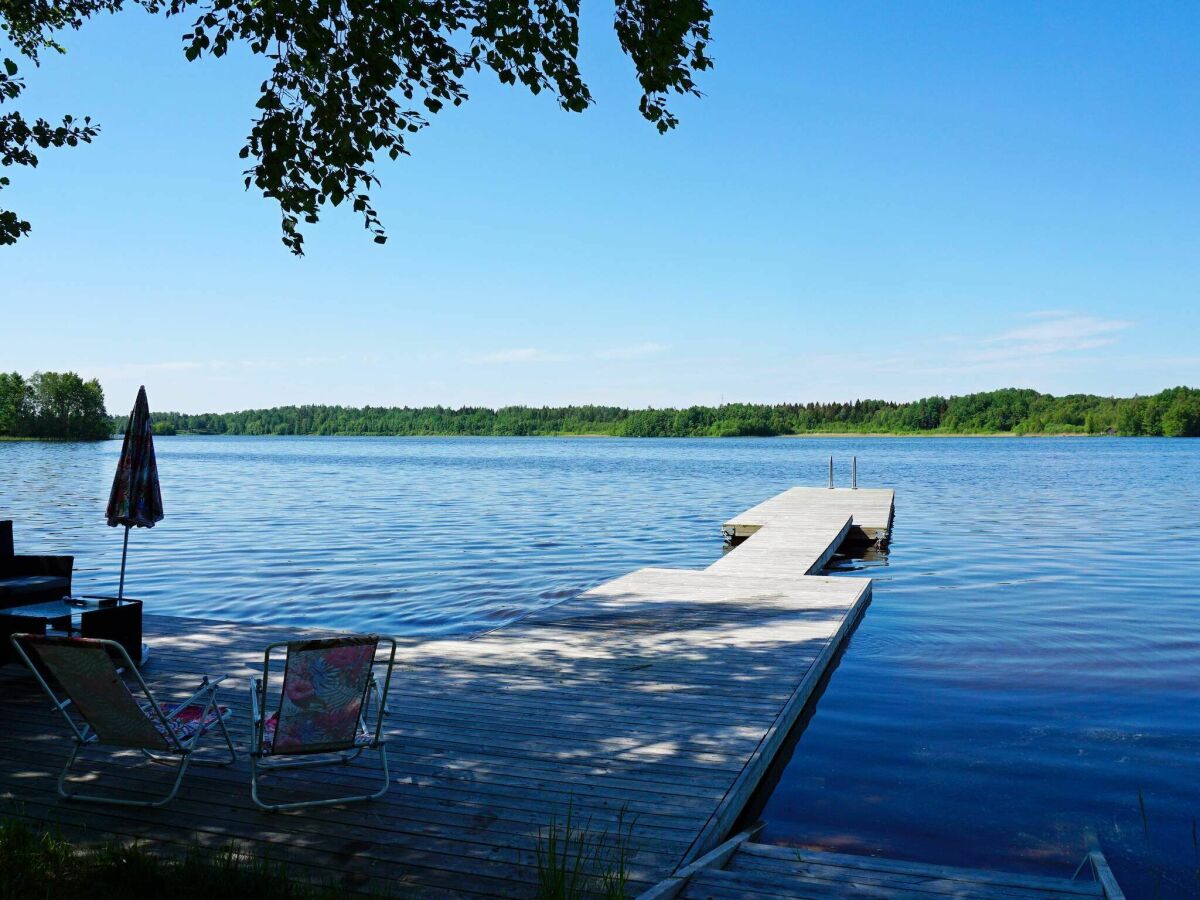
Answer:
[
  {"xmin": 671, "ymin": 840, "xmax": 1122, "ymax": 900},
  {"xmin": 713, "ymin": 487, "xmax": 895, "ymax": 578},
  {"xmin": 0, "ymin": 485, "xmax": 1111, "ymax": 897}
]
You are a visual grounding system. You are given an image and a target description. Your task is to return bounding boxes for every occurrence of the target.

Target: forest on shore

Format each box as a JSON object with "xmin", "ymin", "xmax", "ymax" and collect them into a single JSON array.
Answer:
[
  {"xmin": 139, "ymin": 386, "xmax": 1199, "ymax": 438},
  {"xmin": 5, "ymin": 375, "xmax": 1198, "ymax": 440},
  {"xmin": 0, "ymin": 371, "xmax": 111, "ymax": 440}
]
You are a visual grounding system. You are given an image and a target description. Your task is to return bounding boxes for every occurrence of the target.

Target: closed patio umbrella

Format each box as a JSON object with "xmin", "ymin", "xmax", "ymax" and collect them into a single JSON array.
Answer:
[{"xmin": 106, "ymin": 386, "xmax": 164, "ymax": 597}]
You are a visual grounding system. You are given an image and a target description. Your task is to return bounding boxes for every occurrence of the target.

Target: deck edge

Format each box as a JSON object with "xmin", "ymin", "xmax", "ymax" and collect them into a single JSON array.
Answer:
[{"xmin": 673, "ymin": 577, "xmax": 873, "ymax": 869}]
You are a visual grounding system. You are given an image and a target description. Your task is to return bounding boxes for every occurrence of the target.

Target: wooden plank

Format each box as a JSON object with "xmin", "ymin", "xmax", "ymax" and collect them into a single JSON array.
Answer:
[
  {"xmin": 721, "ymin": 855, "xmax": 1099, "ymax": 899},
  {"xmin": 735, "ymin": 845, "xmax": 1102, "ymax": 894},
  {"xmin": 721, "ymin": 487, "xmax": 895, "ymax": 538},
  {"xmin": 0, "ymin": 737, "xmax": 707, "ymax": 842},
  {"xmin": 1087, "ymin": 852, "xmax": 1125, "ymax": 900},
  {"xmin": 684, "ymin": 866, "xmax": 1088, "ymax": 900},
  {"xmin": 685, "ymin": 838, "xmax": 1108, "ymax": 899},
  {"xmin": 0, "ymin": 727, "xmax": 736, "ymax": 809},
  {"xmin": 637, "ymin": 824, "xmax": 765, "ymax": 900},
  {"xmin": 706, "ymin": 516, "xmax": 852, "ymax": 577}
]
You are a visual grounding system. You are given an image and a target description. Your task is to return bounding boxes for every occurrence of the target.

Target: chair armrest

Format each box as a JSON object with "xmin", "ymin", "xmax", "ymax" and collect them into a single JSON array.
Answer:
[
  {"xmin": 368, "ymin": 674, "xmax": 390, "ymax": 714},
  {"xmin": 165, "ymin": 675, "xmax": 228, "ymax": 718},
  {"xmin": 249, "ymin": 678, "xmax": 266, "ymax": 754}
]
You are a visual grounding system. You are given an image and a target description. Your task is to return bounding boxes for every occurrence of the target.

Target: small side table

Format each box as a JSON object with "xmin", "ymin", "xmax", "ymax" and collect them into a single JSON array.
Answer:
[{"xmin": 0, "ymin": 597, "xmax": 146, "ymax": 666}]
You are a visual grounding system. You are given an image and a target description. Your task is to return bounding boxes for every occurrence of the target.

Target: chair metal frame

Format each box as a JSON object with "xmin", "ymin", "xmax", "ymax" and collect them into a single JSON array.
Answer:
[
  {"xmin": 249, "ymin": 634, "xmax": 396, "ymax": 812},
  {"xmin": 9, "ymin": 633, "xmax": 235, "ymax": 808}
]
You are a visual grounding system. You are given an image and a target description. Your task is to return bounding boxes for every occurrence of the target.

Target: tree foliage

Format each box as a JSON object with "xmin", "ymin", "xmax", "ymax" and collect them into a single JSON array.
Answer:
[
  {"xmin": 120, "ymin": 386, "xmax": 1200, "ymax": 438},
  {"xmin": 1, "ymin": 0, "xmax": 712, "ymax": 252},
  {"xmin": 1114, "ymin": 386, "xmax": 1200, "ymax": 437},
  {"xmin": 0, "ymin": 16, "xmax": 102, "ymax": 246},
  {"xmin": 0, "ymin": 370, "xmax": 111, "ymax": 439}
]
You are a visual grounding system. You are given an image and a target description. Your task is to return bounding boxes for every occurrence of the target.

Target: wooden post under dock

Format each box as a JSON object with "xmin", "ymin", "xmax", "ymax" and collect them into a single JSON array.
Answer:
[{"xmin": 0, "ymin": 485, "xmax": 1122, "ymax": 898}]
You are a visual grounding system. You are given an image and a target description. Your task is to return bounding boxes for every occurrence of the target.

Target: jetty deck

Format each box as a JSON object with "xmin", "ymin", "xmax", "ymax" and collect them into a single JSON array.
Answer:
[
  {"xmin": 714, "ymin": 487, "xmax": 895, "ymax": 577},
  {"xmin": 0, "ymin": 486, "xmax": 1120, "ymax": 897}
]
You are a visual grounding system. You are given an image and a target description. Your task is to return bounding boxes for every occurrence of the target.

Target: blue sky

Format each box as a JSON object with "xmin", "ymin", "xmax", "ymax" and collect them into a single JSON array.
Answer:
[{"xmin": 2, "ymin": 1, "xmax": 1197, "ymax": 412}]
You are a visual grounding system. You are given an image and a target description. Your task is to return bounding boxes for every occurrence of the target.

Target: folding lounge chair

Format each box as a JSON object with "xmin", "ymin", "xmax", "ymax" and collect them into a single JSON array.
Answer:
[
  {"xmin": 250, "ymin": 633, "xmax": 396, "ymax": 812},
  {"xmin": 9, "ymin": 633, "xmax": 235, "ymax": 807}
]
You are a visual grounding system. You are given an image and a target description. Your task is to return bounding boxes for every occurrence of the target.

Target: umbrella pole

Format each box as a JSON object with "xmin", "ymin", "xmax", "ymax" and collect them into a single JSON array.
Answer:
[{"xmin": 118, "ymin": 525, "xmax": 130, "ymax": 599}]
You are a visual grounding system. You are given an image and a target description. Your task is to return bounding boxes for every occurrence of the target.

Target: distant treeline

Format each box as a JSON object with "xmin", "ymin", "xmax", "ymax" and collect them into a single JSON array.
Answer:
[
  {"xmin": 136, "ymin": 387, "xmax": 1200, "ymax": 438},
  {"xmin": 0, "ymin": 371, "xmax": 111, "ymax": 440}
]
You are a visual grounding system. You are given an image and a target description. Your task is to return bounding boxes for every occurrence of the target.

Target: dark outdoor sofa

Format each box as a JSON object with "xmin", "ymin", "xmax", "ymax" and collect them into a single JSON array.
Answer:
[{"xmin": 0, "ymin": 521, "xmax": 73, "ymax": 608}]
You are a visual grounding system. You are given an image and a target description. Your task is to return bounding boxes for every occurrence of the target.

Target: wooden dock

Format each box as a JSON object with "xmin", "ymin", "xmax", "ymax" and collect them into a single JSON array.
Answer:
[
  {"xmin": 714, "ymin": 487, "xmax": 895, "ymax": 577},
  {"xmin": 0, "ymin": 486, "xmax": 1120, "ymax": 897}
]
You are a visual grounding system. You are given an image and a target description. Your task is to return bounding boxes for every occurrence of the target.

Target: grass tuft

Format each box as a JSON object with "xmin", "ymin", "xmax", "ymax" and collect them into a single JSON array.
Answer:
[{"xmin": 535, "ymin": 803, "xmax": 635, "ymax": 900}]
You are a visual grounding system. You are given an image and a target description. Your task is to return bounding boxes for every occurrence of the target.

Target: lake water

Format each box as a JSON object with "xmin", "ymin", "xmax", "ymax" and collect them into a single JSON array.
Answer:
[{"xmin": 1, "ymin": 436, "xmax": 1196, "ymax": 896}]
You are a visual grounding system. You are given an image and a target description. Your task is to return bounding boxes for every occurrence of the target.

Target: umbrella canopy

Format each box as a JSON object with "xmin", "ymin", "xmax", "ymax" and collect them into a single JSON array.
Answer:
[
  {"xmin": 107, "ymin": 387, "xmax": 163, "ymax": 597},
  {"xmin": 107, "ymin": 386, "xmax": 163, "ymax": 530}
]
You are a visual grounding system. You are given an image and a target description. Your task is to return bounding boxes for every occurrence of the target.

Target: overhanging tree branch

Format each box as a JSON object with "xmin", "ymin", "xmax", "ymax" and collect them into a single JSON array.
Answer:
[{"xmin": 0, "ymin": 0, "xmax": 713, "ymax": 254}]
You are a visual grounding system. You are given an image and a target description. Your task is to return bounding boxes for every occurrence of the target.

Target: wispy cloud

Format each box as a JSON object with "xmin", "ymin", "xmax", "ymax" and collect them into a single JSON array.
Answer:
[
  {"xmin": 111, "ymin": 360, "xmax": 209, "ymax": 373},
  {"xmin": 977, "ymin": 312, "xmax": 1133, "ymax": 362},
  {"xmin": 92, "ymin": 356, "xmax": 348, "ymax": 378},
  {"xmin": 1024, "ymin": 309, "xmax": 1076, "ymax": 320},
  {"xmin": 770, "ymin": 312, "xmax": 1139, "ymax": 388},
  {"xmin": 470, "ymin": 348, "xmax": 570, "ymax": 364},
  {"xmin": 470, "ymin": 343, "xmax": 669, "ymax": 364},
  {"xmin": 593, "ymin": 341, "xmax": 670, "ymax": 360}
]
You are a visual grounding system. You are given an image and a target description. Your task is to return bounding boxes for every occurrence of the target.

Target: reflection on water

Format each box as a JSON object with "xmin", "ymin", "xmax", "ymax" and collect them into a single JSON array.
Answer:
[{"xmin": 1, "ymin": 435, "xmax": 1197, "ymax": 895}]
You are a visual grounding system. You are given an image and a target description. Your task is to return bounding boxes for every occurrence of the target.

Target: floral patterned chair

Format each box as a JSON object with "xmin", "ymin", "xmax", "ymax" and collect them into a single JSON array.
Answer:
[
  {"xmin": 249, "ymin": 633, "xmax": 396, "ymax": 811},
  {"xmin": 9, "ymin": 633, "xmax": 235, "ymax": 807}
]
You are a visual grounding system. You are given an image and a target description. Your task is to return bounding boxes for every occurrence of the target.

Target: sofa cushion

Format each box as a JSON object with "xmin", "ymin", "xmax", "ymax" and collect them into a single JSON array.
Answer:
[{"xmin": 0, "ymin": 575, "xmax": 71, "ymax": 604}]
